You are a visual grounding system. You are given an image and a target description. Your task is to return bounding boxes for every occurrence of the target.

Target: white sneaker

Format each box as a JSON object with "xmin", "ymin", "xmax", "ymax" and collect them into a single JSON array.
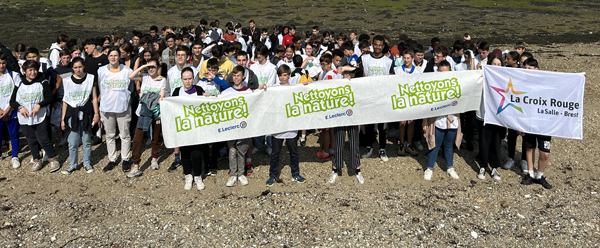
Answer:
[
  {"xmin": 520, "ymin": 160, "xmax": 528, "ymax": 173},
  {"xmin": 491, "ymin": 168, "xmax": 501, "ymax": 181},
  {"xmin": 184, "ymin": 174, "xmax": 193, "ymax": 190},
  {"xmin": 226, "ymin": 176, "xmax": 237, "ymax": 187},
  {"xmin": 447, "ymin": 168, "xmax": 460, "ymax": 179},
  {"xmin": 11, "ymin": 157, "xmax": 21, "ymax": 169},
  {"xmin": 151, "ymin": 160, "xmax": 160, "ymax": 170},
  {"xmin": 414, "ymin": 141, "xmax": 424, "ymax": 151},
  {"xmin": 251, "ymin": 147, "xmax": 260, "ymax": 155},
  {"xmin": 477, "ymin": 168, "xmax": 486, "ymax": 180},
  {"xmin": 328, "ymin": 171, "xmax": 338, "ymax": 184},
  {"xmin": 42, "ymin": 150, "xmax": 48, "ymax": 162},
  {"xmin": 195, "ymin": 176, "xmax": 205, "ymax": 190},
  {"xmin": 379, "ymin": 149, "xmax": 389, "ymax": 162},
  {"xmin": 265, "ymin": 148, "xmax": 272, "ymax": 156},
  {"xmin": 503, "ymin": 158, "xmax": 514, "ymax": 170},
  {"xmin": 424, "ymin": 168, "xmax": 433, "ymax": 180},
  {"xmin": 361, "ymin": 147, "xmax": 373, "ymax": 158},
  {"xmin": 238, "ymin": 175, "xmax": 249, "ymax": 186},
  {"xmin": 355, "ymin": 172, "xmax": 365, "ymax": 184}
]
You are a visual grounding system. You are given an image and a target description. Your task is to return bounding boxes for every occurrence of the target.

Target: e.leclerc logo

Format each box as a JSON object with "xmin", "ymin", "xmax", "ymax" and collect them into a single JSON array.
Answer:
[
  {"xmin": 218, "ymin": 121, "xmax": 248, "ymax": 133},
  {"xmin": 325, "ymin": 109, "xmax": 353, "ymax": 120},
  {"xmin": 431, "ymin": 101, "xmax": 459, "ymax": 111},
  {"xmin": 346, "ymin": 109, "xmax": 353, "ymax": 116}
]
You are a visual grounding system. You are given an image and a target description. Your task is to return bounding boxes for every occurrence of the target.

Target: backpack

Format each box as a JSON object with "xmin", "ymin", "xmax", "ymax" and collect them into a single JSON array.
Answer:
[
  {"xmin": 209, "ymin": 30, "xmax": 220, "ymax": 43},
  {"xmin": 291, "ymin": 69, "xmax": 313, "ymax": 85}
]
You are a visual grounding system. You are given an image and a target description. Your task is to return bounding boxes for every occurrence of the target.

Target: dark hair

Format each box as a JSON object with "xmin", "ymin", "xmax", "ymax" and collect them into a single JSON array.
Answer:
[
  {"xmin": 165, "ymin": 33, "xmax": 176, "ymax": 41},
  {"xmin": 113, "ymin": 32, "xmax": 124, "ymax": 42},
  {"xmin": 332, "ymin": 49, "xmax": 344, "ymax": 59},
  {"xmin": 340, "ymin": 41, "xmax": 353, "ymax": 52},
  {"xmin": 403, "ymin": 49, "xmax": 415, "ymax": 58},
  {"xmin": 211, "ymin": 45, "xmax": 224, "ymax": 58},
  {"xmin": 235, "ymin": 51, "xmax": 248, "ymax": 59},
  {"xmin": 478, "ymin": 41, "xmax": 490, "ymax": 51},
  {"xmin": 231, "ymin": 65, "xmax": 245, "ymax": 75},
  {"xmin": 358, "ymin": 40, "xmax": 370, "ymax": 50},
  {"xmin": 438, "ymin": 60, "xmax": 451, "ymax": 69},
  {"xmin": 256, "ymin": 45, "xmax": 269, "ymax": 57},
  {"xmin": 83, "ymin": 38, "xmax": 97, "ymax": 47},
  {"xmin": 25, "ymin": 47, "xmax": 40, "ymax": 57},
  {"xmin": 275, "ymin": 45, "xmax": 286, "ymax": 54},
  {"xmin": 181, "ymin": 67, "xmax": 195, "ymax": 78},
  {"xmin": 320, "ymin": 53, "xmax": 332, "ymax": 64},
  {"xmin": 452, "ymin": 40, "xmax": 465, "ymax": 53},
  {"xmin": 200, "ymin": 19, "xmax": 208, "ymax": 25},
  {"xmin": 507, "ymin": 51, "xmax": 521, "ymax": 64},
  {"xmin": 249, "ymin": 20, "xmax": 255, "ymax": 24},
  {"xmin": 70, "ymin": 57, "xmax": 86, "ymax": 69},
  {"xmin": 373, "ymin": 35, "xmax": 385, "ymax": 43},
  {"xmin": 192, "ymin": 38, "xmax": 204, "ymax": 47},
  {"xmin": 146, "ymin": 58, "xmax": 159, "ymax": 67},
  {"xmin": 430, "ymin": 37, "xmax": 441, "ymax": 46},
  {"xmin": 22, "ymin": 60, "xmax": 40, "ymax": 71},
  {"xmin": 292, "ymin": 36, "xmax": 302, "ymax": 44},
  {"xmin": 520, "ymin": 51, "xmax": 533, "ymax": 60},
  {"xmin": 107, "ymin": 46, "xmax": 121, "ymax": 57},
  {"xmin": 15, "ymin": 43, "xmax": 26, "ymax": 53},
  {"xmin": 289, "ymin": 25, "xmax": 296, "ymax": 30},
  {"xmin": 0, "ymin": 53, "xmax": 7, "ymax": 61},
  {"xmin": 120, "ymin": 42, "xmax": 134, "ymax": 54},
  {"xmin": 175, "ymin": 45, "xmax": 191, "ymax": 56},
  {"xmin": 487, "ymin": 52, "xmax": 504, "ymax": 65},
  {"xmin": 358, "ymin": 34, "xmax": 370, "ymax": 42},
  {"xmin": 523, "ymin": 58, "xmax": 538, "ymax": 68},
  {"xmin": 150, "ymin": 25, "xmax": 159, "ymax": 32},
  {"xmin": 293, "ymin": 54, "xmax": 303, "ymax": 67},
  {"xmin": 413, "ymin": 44, "xmax": 424, "ymax": 54},
  {"xmin": 57, "ymin": 34, "xmax": 69, "ymax": 43},
  {"xmin": 207, "ymin": 58, "xmax": 219, "ymax": 70},
  {"xmin": 277, "ymin": 64, "xmax": 291, "ymax": 76},
  {"xmin": 434, "ymin": 44, "xmax": 449, "ymax": 57},
  {"xmin": 175, "ymin": 33, "xmax": 183, "ymax": 41},
  {"xmin": 312, "ymin": 26, "xmax": 319, "ymax": 31},
  {"xmin": 59, "ymin": 49, "xmax": 71, "ymax": 57},
  {"xmin": 322, "ymin": 31, "xmax": 331, "ymax": 39}
]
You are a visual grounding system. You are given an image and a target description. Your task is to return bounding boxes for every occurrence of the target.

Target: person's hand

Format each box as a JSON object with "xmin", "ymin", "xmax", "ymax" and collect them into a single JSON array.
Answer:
[
  {"xmin": 139, "ymin": 92, "xmax": 143, "ymax": 98},
  {"xmin": 259, "ymin": 84, "xmax": 267, "ymax": 90},
  {"xmin": 30, "ymin": 104, "xmax": 41, "ymax": 117},
  {"xmin": 477, "ymin": 62, "xmax": 482, "ymax": 70},
  {"xmin": 19, "ymin": 107, "xmax": 29, "ymax": 117},
  {"xmin": 423, "ymin": 125, "xmax": 428, "ymax": 132},
  {"xmin": 202, "ymin": 92, "xmax": 210, "ymax": 97},
  {"xmin": 303, "ymin": 81, "xmax": 309, "ymax": 85},
  {"xmin": 61, "ymin": 120, "xmax": 65, "ymax": 130},
  {"xmin": 204, "ymin": 71, "xmax": 216, "ymax": 80},
  {"xmin": 97, "ymin": 95, "xmax": 101, "ymax": 103},
  {"xmin": 517, "ymin": 131, "xmax": 525, "ymax": 136},
  {"xmin": 0, "ymin": 109, "xmax": 4, "ymax": 119},
  {"xmin": 93, "ymin": 113, "xmax": 100, "ymax": 127}
]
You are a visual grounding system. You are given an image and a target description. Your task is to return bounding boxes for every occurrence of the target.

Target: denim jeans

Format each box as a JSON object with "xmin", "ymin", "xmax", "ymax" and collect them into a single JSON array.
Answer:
[
  {"xmin": 68, "ymin": 118, "xmax": 92, "ymax": 169},
  {"xmin": 253, "ymin": 135, "xmax": 272, "ymax": 150},
  {"xmin": 426, "ymin": 127, "xmax": 457, "ymax": 170},
  {"xmin": 269, "ymin": 137, "xmax": 299, "ymax": 178}
]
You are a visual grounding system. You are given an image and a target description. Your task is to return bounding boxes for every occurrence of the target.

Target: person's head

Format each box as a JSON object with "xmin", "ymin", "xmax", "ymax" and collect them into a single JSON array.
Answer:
[
  {"xmin": 231, "ymin": 65, "xmax": 245, "ymax": 85},
  {"xmin": 438, "ymin": 60, "xmax": 451, "ymax": 72},
  {"xmin": 70, "ymin": 57, "xmax": 86, "ymax": 76},
  {"xmin": 292, "ymin": 36, "xmax": 302, "ymax": 50},
  {"xmin": 165, "ymin": 33, "xmax": 176, "ymax": 48},
  {"xmin": 59, "ymin": 49, "xmax": 71, "ymax": 66},
  {"xmin": 358, "ymin": 40, "xmax": 370, "ymax": 55},
  {"xmin": 487, "ymin": 52, "xmax": 504, "ymax": 66},
  {"xmin": 120, "ymin": 42, "xmax": 133, "ymax": 59},
  {"xmin": 372, "ymin": 35, "xmax": 385, "ymax": 56},
  {"xmin": 506, "ymin": 51, "xmax": 520, "ymax": 68},
  {"xmin": 289, "ymin": 25, "xmax": 296, "ymax": 36},
  {"xmin": 277, "ymin": 64, "xmax": 291, "ymax": 83},
  {"xmin": 200, "ymin": 19, "xmax": 207, "ymax": 27},
  {"xmin": 140, "ymin": 48, "xmax": 156, "ymax": 65},
  {"xmin": 463, "ymin": 33, "xmax": 471, "ymax": 41},
  {"xmin": 211, "ymin": 45, "xmax": 224, "ymax": 60},
  {"xmin": 150, "ymin": 25, "xmax": 159, "ymax": 37},
  {"xmin": 293, "ymin": 54, "xmax": 303, "ymax": 68},
  {"xmin": 206, "ymin": 58, "xmax": 219, "ymax": 74},
  {"xmin": 223, "ymin": 42, "xmax": 236, "ymax": 58},
  {"xmin": 523, "ymin": 58, "xmax": 538, "ymax": 70},
  {"xmin": 22, "ymin": 60, "xmax": 40, "ymax": 80},
  {"xmin": 175, "ymin": 46, "xmax": 191, "ymax": 65},
  {"xmin": 310, "ymin": 35, "xmax": 323, "ymax": 49},
  {"xmin": 304, "ymin": 43, "xmax": 314, "ymax": 56},
  {"xmin": 477, "ymin": 41, "xmax": 490, "ymax": 59},
  {"xmin": 175, "ymin": 33, "xmax": 183, "ymax": 46},
  {"xmin": 340, "ymin": 41, "xmax": 354, "ymax": 57},
  {"xmin": 131, "ymin": 32, "xmax": 141, "ymax": 46},
  {"xmin": 192, "ymin": 39, "xmax": 204, "ymax": 56},
  {"xmin": 261, "ymin": 29, "xmax": 268, "ymax": 39},
  {"xmin": 249, "ymin": 20, "xmax": 255, "ymax": 28},
  {"xmin": 403, "ymin": 50, "xmax": 415, "ymax": 66},
  {"xmin": 414, "ymin": 44, "xmax": 425, "ymax": 63},
  {"xmin": 320, "ymin": 53, "xmax": 333, "ymax": 71},
  {"xmin": 520, "ymin": 55, "xmax": 532, "ymax": 69},
  {"xmin": 274, "ymin": 45, "xmax": 286, "ymax": 58},
  {"xmin": 181, "ymin": 67, "xmax": 195, "ymax": 90},
  {"xmin": 312, "ymin": 26, "xmax": 319, "ymax": 35},
  {"xmin": 83, "ymin": 38, "xmax": 98, "ymax": 56},
  {"xmin": 113, "ymin": 32, "xmax": 125, "ymax": 46},
  {"xmin": 101, "ymin": 46, "xmax": 111, "ymax": 55},
  {"xmin": 102, "ymin": 36, "xmax": 111, "ymax": 48},
  {"xmin": 70, "ymin": 45, "xmax": 82, "ymax": 59},
  {"xmin": 430, "ymin": 37, "xmax": 441, "ymax": 49},
  {"xmin": 145, "ymin": 58, "xmax": 159, "ymax": 75},
  {"xmin": 0, "ymin": 53, "xmax": 7, "ymax": 72},
  {"xmin": 514, "ymin": 41, "xmax": 526, "ymax": 54},
  {"xmin": 398, "ymin": 34, "xmax": 409, "ymax": 43},
  {"xmin": 14, "ymin": 43, "xmax": 26, "ymax": 60},
  {"xmin": 452, "ymin": 40, "xmax": 465, "ymax": 57},
  {"xmin": 332, "ymin": 49, "xmax": 344, "ymax": 68},
  {"xmin": 322, "ymin": 31, "xmax": 331, "ymax": 44},
  {"xmin": 256, "ymin": 45, "xmax": 269, "ymax": 62},
  {"xmin": 282, "ymin": 26, "xmax": 289, "ymax": 35},
  {"xmin": 235, "ymin": 51, "xmax": 249, "ymax": 68},
  {"xmin": 285, "ymin": 44, "xmax": 295, "ymax": 59},
  {"xmin": 56, "ymin": 34, "xmax": 69, "ymax": 48},
  {"xmin": 433, "ymin": 44, "xmax": 449, "ymax": 64},
  {"xmin": 336, "ymin": 33, "xmax": 348, "ymax": 47},
  {"xmin": 24, "ymin": 47, "xmax": 40, "ymax": 62}
]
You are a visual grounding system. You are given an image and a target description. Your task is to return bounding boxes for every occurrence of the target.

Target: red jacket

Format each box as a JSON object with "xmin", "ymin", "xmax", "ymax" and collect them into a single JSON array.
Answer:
[{"xmin": 282, "ymin": 34, "xmax": 295, "ymax": 47}]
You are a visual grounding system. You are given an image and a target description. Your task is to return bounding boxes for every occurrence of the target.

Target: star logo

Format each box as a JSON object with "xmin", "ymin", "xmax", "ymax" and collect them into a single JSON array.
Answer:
[{"xmin": 490, "ymin": 78, "xmax": 526, "ymax": 115}]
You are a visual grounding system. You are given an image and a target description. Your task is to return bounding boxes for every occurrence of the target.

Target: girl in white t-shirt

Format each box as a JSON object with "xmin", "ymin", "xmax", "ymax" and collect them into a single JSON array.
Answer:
[{"xmin": 127, "ymin": 58, "xmax": 166, "ymax": 178}]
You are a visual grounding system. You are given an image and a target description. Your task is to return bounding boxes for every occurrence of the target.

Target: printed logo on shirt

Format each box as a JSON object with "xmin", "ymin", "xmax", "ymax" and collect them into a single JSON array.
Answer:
[
  {"xmin": 174, "ymin": 96, "xmax": 249, "ymax": 132},
  {"xmin": 205, "ymin": 89, "xmax": 220, "ymax": 96},
  {"xmin": 0, "ymin": 84, "xmax": 13, "ymax": 96},
  {"xmin": 258, "ymin": 77, "xmax": 269, "ymax": 85},
  {"xmin": 63, "ymin": 90, "xmax": 91, "ymax": 103},
  {"xmin": 285, "ymin": 85, "xmax": 355, "ymax": 118},
  {"xmin": 17, "ymin": 92, "xmax": 42, "ymax": 104},
  {"xmin": 102, "ymin": 79, "xmax": 127, "ymax": 89},
  {"xmin": 142, "ymin": 87, "xmax": 162, "ymax": 94},
  {"xmin": 171, "ymin": 78, "xmax": 183, "ymax": 89},
  {"xmin": 391, "ymin": 78, "xmax": 462, "ymax": 110},
  {"xmin": 366, "ymin": 66, "xmax": 387, "ymax": 76}
]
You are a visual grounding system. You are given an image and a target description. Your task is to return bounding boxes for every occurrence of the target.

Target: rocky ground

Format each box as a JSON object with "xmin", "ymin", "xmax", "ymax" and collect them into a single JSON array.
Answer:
[{"xmin": 0, "ymin": 42, "xmax": 598, "ymax": 247}]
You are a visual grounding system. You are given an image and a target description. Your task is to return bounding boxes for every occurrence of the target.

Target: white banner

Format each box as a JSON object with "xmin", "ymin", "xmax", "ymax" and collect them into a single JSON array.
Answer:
[
  {"xmin": 483, "ymin": 66, "xmax": 584, "ymax": 139},
  {"xmin": 161, "ymin": 70, "xmax": 484, "ymax": 148}
]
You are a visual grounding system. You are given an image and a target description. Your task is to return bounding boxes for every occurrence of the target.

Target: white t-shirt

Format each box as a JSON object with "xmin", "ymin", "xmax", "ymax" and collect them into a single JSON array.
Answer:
[
  {"xmin": 475, "ymin": 55, "xmax": 488, "ymax": 69},
  {"xmin": 97, "ymin": 65, "xmax": 133, "ymax": 113},
  {"xmin": 321, "ymin": 70, "xmax": 340, "ymax": 80},
  {"xmin": 435, "ymin": 114, "xmax": 459, "ymax": 129},
  {"xmin": 197, "ymin": 78, "xmax": 224, "ymax": 96},
  {"xmin": 136, "ymin": 74, "xmax": 166, "ymax": 116},
  {"xmin": 271, "ymin": 84, "xmax": 298, "ymax": 139},
  {"xmin": 220, "ymin": 86, "xmax": 251, "ymax": 96},
  {"xmin": 62, "ymin": 74, "xmax": 94, "ymax": 108},
  {"xmin": 167, "ymin": 65, "xmax": 199, "ymax": 95},
  {"xmin": 0, "ymin": 70, "xmax": 21, "ymax": 111},
  {"xmin": 394, "ymin": 65, "xmax": 423, "ymax": 75},
  {"xmin": 248, "ymin": 61, "xmax": 277, "ymax": 86},
  {"xmin": 15, "ymin": 81, "xmax": 47, "ymax": 125},
  {"xmin": 362, "ymin": 54, "xmax": 393, "ymax": 77}
]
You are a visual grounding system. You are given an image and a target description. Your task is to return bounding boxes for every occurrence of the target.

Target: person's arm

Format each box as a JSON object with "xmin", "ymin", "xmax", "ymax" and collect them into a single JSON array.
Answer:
[
  {"xmin": 133, "ymin": 57, "xmax": 141, "ymax": 71},
  {"xmin": 301, "ymin": 56, "xmax": 313, "ymax": 69},
  {"xmin": 9, "ymin": 85, "xmax": 21, "ymax": 112},
  {"xmin": 164, "ymin": 76, "xmax": 172, "ymax": 97},
  {"xmin": 128, "ymin": 64, "xmax": 149, "ymax": 81},
  {"xmin": 53, "ymin": 74, "xmax": 62, "ymax": 95},
  {"xmin": 213, "ymin": 76, "xmax": 230, "ymax": 90},
  {"xmin": 61, "ymin": 101, "xmax": 67, "ymax": 130},
  {"xmin": 92, "ymin": 87, "xmax": 100, "ymax": 126}
]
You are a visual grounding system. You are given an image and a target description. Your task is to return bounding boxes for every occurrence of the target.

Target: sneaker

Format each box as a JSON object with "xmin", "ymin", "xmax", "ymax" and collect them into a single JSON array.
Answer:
[
  {"xmin": 122, "ymin": 160, "xmax": 132, "ymax": 172},
  {"xmin": 447, "ymin": 168, "xmax": 460, "ymax": 179},
  {"xmin": 291, "ymin": 174, "xmax": 306, "ymax": 183},
  {"xmin": 424, "ymin": 168, "xmax": 433, "ymax": 180},
  {"xmin": 151, "ymin": 159, "xmax": 160, "ymax": 170},
  {"xmin": 42, "ymin": 150, "xmax": 48, "ymax": 162},
  {"xmin": 226, "ymin": 176, "xmax": 237, "ymax": 187},
  {"xmin": 300, "ymin": 139, "xmax": 306, "ymax": 147},
  {"xmin": 167, "ymin": 160, "xmax": 181, "ymax": 173},
  {"xmin": 521, "ymin": 174, "xmax": 534, "ymax": 185},
  {"xmin": 245, "ymin": 162, "xmax": 253, "ymax": 176},
  {"xmin": 316, "ymin": 151, "xmax": 331, "ymax": 161},
  {"xmin": 477, "ymin": 167, "xmax": 486, "ymax": 180},
  {"xmin": 406, "ymin": 143, "xmax": 418, "ymax": 156},
  {"xmin": 92, "ymin": 136, "xmax": 103, "ymax": 146},
  {"xmin": 520, "ymin": 160, "xmax": 528, "ymax": 173},
  {"xmin": 328, "ymin": 171, "xmax": 338, "ymax": 184},
  {"xmin": 84, "ymin": 164, "xmax": 94, "ymax": 174},
  {"xmin": 266, "ymin": 148, "xmax": 272, "ymax": 156},
  {"xmin": 184, "ymin": 174, "xmax": 193, "ymax": 190},
  {"xmin": 238, "ymin": 175, "xmax": 249, "ymax": 186},
  {"xmin": 491, "ymin": 168, "xmax": 501, "ymax": 181},
  {"xmin": 355, "ymin": 172, "xmax": 365, "ymax": 184},
  {"xmin": 61, "ymin": 167, "xmax": 76, "ymax": 175},
  {"xmin": 397, "ymin": 144, "xmax": 407, "ymax": 157},
  {"xmin": 30, "ymin": 159, "xmax": 42, "ymax": 172},
  {"xmin": 208, "ymin": 169, "xmax": 218, "ymax": 176},
  {"xmin": 503, "ymin": 158, "xmax": 514, "ymax": 170},
  {"xmin": 251, "ymin": 147, "xmax": 260, "ymax": 155},
  {"xmin": 48, "ymin": 158, "xmax": 60, "ymax": 173},
  {"xmin": 413, "ymin": 141, "xmax": 424, "ymax": 151},
  {"xmin": 103, "ymin": 161, "xmax": 117, "ymax": 172},
  {"xmin": 127, "ymin": 167, "xmax": 142, "ymax": 178},
  {"xmin": 11, "ymin": 157, "xmax": 20, "ymax": 169},
  {"xmin": 195, "ymin": 176, "xmax": 205, "ymax": 190},
  {"xmin": 266, "ymin": 176, "xmax": 276, "ymax": 187},
  {"xmin": 361, "ymin": 147, "xmax": 373, "ymax": 158},
  {"xmin": 534, "ymin": 176, "xmax": 552, "ymax": 189},
  {"xmin": 379, "ymin": 149, "xmax": 389, "ymax": 162},
  {"xmin": 144, "ymin": 138, "xmax": 152, "ymax": 146}
]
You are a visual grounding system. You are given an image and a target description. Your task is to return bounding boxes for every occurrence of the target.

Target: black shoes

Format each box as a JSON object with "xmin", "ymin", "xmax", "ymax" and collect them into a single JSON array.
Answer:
[
  {"xmin": 534, "ymin": 176, "xmax": 552, "ymax": 189},
  {"xmin": 167, "ymin": 160, "xmax": 181, "ymax": 173},
  {"xmin": 521, "ymin": 174, "xmax": 534, "ymax": 185},
  {"xmin": 103, "ymin": 161, "xmax": 117, "ymax": 172}
]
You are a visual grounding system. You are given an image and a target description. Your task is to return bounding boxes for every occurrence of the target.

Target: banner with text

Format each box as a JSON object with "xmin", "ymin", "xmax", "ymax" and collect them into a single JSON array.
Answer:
[
  {"xmin": 161, "ymin": 70, "xmax": 484, "ymax": 148},
  {"xmin": 483, "ymin": 66, "xmax": 584, "ymax": 139}
]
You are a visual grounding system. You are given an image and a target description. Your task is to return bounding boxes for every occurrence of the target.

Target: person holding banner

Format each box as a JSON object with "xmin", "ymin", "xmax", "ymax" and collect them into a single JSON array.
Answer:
[
  {"xmin": 394, "ymin": 49, "xmax": 421, "ymax": 157},
  {"xmin": 519, "ymin": 58, "xmax": 552, "ymax": 189}
]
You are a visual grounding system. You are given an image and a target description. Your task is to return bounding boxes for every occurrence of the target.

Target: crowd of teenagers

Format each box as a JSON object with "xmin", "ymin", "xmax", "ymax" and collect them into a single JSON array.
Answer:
[{"xmin": 0, "ymin": 19, "xmax": 554, "ymax": 191}]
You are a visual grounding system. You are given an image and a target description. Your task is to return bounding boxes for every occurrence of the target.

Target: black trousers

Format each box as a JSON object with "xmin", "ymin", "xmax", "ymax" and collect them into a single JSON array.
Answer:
[
  {"xmin": 507, "ymin": 129, "xmax": 526, "ymax": 160},
  {"xmin": 201, "ymin": 142, "xmax": 226, "ymax": 170},
  {"xmin": 365, "ymin": 123, "xmax": 386, "ymax": 149},
  {"xmin": 181, "ymin": 144, "xmax": 203, "ymax": 176},
  {"xmin": 22, "ymin": 120, "xmax": 57, "ymax": 160},
  {"xmin": 461, "ymin": 111, "xmax": 476, "ymax": 145},
  {"xmin": 333, "ymin": 126, "xmax": 361, "ymax": 171},
  {"xmin": 477, "ymin": 122, "xmax": 505, "ymax": 169}
]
